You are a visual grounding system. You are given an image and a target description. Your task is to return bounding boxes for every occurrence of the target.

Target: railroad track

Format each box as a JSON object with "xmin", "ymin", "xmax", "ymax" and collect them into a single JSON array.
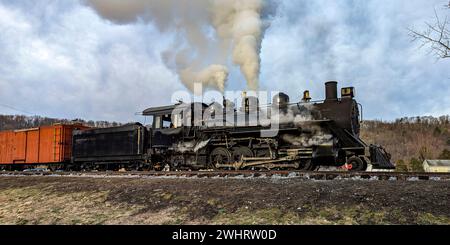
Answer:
[{"xmin": 1, "ymin": 170, "xmax": 450, "ymax": 181}]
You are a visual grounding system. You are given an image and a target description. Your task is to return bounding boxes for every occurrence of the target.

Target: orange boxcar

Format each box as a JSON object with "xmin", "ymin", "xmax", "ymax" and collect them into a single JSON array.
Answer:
[{"xmin": 0, "ymin": 124, "xmax": 88, "ymax": 165}]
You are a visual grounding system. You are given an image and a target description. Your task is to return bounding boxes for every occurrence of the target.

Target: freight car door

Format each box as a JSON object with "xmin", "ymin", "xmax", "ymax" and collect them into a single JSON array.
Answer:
[
  {"xmin": 13, "ymin": 131, "xmax": 26, "ymax": 163},
  {"xmin": 0, "ymin": 132, "xmax": 15, "ymax": 164},
  {"xmin": 63, "ymin": 126, "xmax": 73, "ymax": 161},
  {"xmin": 26, "ymin": 130, "xmax": 39, "ymax": 163},
  {"xmin": 53, "ymin": 127, "xmax": 62, "ymax": 162}
]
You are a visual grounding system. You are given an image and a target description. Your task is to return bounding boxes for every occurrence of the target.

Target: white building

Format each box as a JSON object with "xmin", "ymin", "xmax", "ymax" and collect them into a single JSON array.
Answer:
[{"xmin": 423, "ymin": 160, "xmax": 450, "ymax": 173}]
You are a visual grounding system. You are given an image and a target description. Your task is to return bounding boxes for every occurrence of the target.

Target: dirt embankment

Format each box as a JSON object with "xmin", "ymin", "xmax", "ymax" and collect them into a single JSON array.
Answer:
[{"xmin": 0, "ymin": 176, "xmax": 448, "ymax": 225}]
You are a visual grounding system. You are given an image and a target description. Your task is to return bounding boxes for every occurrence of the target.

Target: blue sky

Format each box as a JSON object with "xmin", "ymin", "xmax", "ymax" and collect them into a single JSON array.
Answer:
[{"xmin": 0, "ymin": 0, "xmax": 449, "ymax": 123}]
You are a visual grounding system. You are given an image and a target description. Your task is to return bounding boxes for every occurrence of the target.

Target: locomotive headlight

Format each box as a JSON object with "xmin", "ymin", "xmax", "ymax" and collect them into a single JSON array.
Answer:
[{"xmin": 341, "ymin": 87, "xmax": 355, "ymax": 98}]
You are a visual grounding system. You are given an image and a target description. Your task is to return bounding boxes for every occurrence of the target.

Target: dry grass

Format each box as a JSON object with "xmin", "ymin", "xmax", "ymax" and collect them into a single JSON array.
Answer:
[
  {"xmin": 0, "ymin": 177, "xmax": 449, "ymax": 225},
  {"xmin": 1, "ymin": 186, "xmax": 448, "ymax": 225},
  {"xmin": 0, "ymin": 186, "xmax": 136, "ymax": 225},
  {"xmin": 0, "ymin": 186, "xmax": 184, "ymax": 225}
]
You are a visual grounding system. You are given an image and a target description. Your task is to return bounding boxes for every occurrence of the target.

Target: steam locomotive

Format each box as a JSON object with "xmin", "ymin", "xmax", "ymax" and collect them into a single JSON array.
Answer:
[{"xmin": 70, "ymin": 81, "xmax": 394, "ymax": 171}]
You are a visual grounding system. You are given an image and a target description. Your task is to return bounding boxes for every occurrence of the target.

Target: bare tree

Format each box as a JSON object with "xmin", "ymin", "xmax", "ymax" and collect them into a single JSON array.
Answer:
[{"xmin": 409, "ymin": 3, "xmax": 450, "ymax": 59}]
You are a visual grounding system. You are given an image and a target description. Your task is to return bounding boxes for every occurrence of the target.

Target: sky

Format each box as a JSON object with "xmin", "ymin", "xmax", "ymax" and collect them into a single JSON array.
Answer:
[{"xmin": 0, "ymin": 0, "xmax": 449, "ymax": 123}]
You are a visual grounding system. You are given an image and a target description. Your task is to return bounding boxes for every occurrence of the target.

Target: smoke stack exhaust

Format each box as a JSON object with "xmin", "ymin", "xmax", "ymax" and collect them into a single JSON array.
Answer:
[
  {"xmin": 325, "ymin": 81, "xmax": 338, "ymax": 102},
  {"xmin": 85, "ymin": 0, "xmax": 275, "ymax": 93}
]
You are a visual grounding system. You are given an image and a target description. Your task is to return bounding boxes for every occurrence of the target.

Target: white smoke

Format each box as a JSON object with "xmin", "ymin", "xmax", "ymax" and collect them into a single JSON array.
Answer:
[
  {"xmin": 193, "ymin": 139, "xmax": 211, "ymax": 152},
  {"xmin": 260, "ymin": 105, "xmax": 316, "ymax": 127},
  {"xmin": 179, "ymin": 65, "xmax": 228, "ymax": 93},
  {"xmin": 174, "ymin": 139, "xmax": 210, "ymax": 153},
  {"xmin": 211, "ymin": 0, "xmax": 266, "ymax": 91},
  {"xmin": 85, "ymin": 0, "xmax": 274, "ymax": 92},
  {"xmin": 259, "ymin": 104, "xmax": 332, "ymax": 147},
  {"xmin": 282, "ymin": 128, "xmax": 334, "ymax": 147},
  {"xmin": 174, "ymin": 141, "xmax": 195, "ymax": 153}
]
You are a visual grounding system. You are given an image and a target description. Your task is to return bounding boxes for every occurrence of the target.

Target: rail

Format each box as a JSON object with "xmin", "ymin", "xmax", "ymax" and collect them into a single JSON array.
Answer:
[{"xmin": 1, "ymin": 170, "xmax": 449, "ymax": 181}]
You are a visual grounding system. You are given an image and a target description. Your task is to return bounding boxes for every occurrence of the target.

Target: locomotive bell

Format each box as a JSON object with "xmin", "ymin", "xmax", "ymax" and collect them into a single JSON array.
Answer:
[{"xmin": 302, "ymin": 90, "xmax": 311, "ymax": 102}]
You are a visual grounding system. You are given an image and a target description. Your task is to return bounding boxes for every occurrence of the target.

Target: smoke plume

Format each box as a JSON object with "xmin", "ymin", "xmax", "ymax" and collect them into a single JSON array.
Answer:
[
  {"xmin": 85, "ymin": 0, "xmax": 274, "ymax": 92},
  {"xmin": 179, "ymin": 65, "xmax": 229, "ymax": 93}
]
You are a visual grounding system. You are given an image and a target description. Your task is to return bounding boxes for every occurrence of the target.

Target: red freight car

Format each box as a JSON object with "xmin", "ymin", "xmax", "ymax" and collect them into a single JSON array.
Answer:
[{"xmin": 0, "ymin": 124, "xmax": 88, "ymax": 167}]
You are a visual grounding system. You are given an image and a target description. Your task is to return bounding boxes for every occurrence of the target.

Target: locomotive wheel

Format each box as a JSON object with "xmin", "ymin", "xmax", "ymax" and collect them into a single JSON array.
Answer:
[
  {"xmin": 231, "ymin": 147, "xmax": 254, "ymax": 163},
  {"xmin": 210, "ymin": 147, "xmax": 232, "ymax": 169},
  {"xmin": 171, "ymin": 155, "xmax": 185, "ymax": 170},
  {"xmin": 296, "ymin": 159, "xmax": 314, "ymax": 171},
  {"xmin": 347, "ymin": 157, "xmax": 367, "ymax": 171}
]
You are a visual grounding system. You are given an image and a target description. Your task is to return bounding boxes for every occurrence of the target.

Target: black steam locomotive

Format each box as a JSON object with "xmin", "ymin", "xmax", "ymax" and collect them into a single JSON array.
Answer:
[{"xmin": 71, "ymin": 82, "xmax": 394, "ymax": 171}]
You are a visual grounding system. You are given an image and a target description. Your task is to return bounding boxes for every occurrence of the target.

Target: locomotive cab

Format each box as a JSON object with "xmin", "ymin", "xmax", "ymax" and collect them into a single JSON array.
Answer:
[
  {"xmin": 143, "ymin": 105, "xmax": 181, "ymax": 147},
  {"xmin": 143, "ymin": 102, "xmax": 209, "ymax": 148}
]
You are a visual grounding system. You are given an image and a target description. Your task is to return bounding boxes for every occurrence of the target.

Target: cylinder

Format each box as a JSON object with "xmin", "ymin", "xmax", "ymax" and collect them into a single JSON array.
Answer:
[{"xmin": 325, "ymin": 81, "xmax": 338, "ymax": 101}]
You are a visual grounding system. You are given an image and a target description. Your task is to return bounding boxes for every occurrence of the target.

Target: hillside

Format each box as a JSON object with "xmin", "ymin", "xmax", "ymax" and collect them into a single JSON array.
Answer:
[{"xmin": 361, "ymin": 116, "xmax": 450, "ymax": 171}]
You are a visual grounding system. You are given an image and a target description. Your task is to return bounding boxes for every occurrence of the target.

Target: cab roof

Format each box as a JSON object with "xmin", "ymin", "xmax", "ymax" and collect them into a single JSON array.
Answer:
[
  {"xmin": 142, "ymin": 105, "xmax": 177, "ymax": 116},
  {"xmin": 142, "ymin": 103, "xmax": 209, "ymax": 116}
]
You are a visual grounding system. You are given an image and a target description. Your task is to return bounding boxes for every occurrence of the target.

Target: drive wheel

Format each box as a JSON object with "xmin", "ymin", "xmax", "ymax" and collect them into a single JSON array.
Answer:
[
  {"xmin": 232, "ymin": 147, "xmax": 254, "ymax": 163},
  {"xmin": 209, "ymin": 147, "xmax": 232, "ymax": 169},
  {"xmin": 347, "ymin": 156, "xmax": 367, "ymax": 171}
]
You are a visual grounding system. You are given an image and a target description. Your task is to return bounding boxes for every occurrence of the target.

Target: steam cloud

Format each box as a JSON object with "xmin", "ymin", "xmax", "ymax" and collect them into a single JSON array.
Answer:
[
  {"xmin": 85, "ymin": 0, "xmax": 274, "ymax": 92},
  {"xmin": 282, "ymin": 131, "xmax": 333, "ymax": 147}
]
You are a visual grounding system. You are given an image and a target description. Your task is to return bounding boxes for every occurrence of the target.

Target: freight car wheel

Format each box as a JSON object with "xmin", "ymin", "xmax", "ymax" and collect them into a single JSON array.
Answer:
[
  {"xmin": 209, "ymin": 147, "xmax": 232, "ymax": 169},
  {"xmin": 347, "ymin": 157, "xmax": 367, "ymax": 171}
]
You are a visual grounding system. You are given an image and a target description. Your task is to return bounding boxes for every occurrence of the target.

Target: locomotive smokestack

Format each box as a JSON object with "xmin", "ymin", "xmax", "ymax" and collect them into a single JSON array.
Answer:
[{"xmin": 325, "ymin": 81, "xmax": 338, "ymax": 102}]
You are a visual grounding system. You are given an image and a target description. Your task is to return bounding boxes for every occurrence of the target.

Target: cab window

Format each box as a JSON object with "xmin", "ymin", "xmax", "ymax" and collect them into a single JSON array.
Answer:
[
  {"xmin": 154, "ymin": 114, "xmax": 173, "ymax": 129},
  {"xmin": 154, "ymin": 116, "xmax": 162, "ymax": 129}
]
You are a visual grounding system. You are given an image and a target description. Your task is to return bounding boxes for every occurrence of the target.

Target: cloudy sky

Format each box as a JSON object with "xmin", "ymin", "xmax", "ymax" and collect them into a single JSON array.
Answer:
[{"xmin": 0, "ymin": 0, "xmax": 449, "ymax": 123}]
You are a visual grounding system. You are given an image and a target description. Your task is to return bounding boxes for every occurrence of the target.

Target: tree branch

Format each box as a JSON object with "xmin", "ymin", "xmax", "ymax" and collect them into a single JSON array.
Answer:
[{"xmin": 409, "ymin": 5, "xmax": 450, "ymax": 59}]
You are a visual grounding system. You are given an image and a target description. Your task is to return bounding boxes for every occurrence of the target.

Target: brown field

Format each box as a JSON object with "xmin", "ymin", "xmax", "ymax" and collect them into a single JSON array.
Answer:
[{"xmin": 0, "ymin": 176, "xmax": 449, "ymax": 225}]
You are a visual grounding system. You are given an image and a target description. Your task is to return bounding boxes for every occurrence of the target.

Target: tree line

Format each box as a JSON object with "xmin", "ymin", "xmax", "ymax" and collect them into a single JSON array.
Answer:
[
  {"xmin": 0, "ymin": 115, "xmax": 122, "ymax": 131},
  {"xmin": 361, "ymin": 116, "xmax": 450, "ymax": 172}
]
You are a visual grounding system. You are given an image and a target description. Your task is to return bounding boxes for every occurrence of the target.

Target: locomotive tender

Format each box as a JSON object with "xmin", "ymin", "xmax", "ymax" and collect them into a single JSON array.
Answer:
[{"xmin": 69, "ymin": 81, "xmax": 394, "ymax": 171}]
